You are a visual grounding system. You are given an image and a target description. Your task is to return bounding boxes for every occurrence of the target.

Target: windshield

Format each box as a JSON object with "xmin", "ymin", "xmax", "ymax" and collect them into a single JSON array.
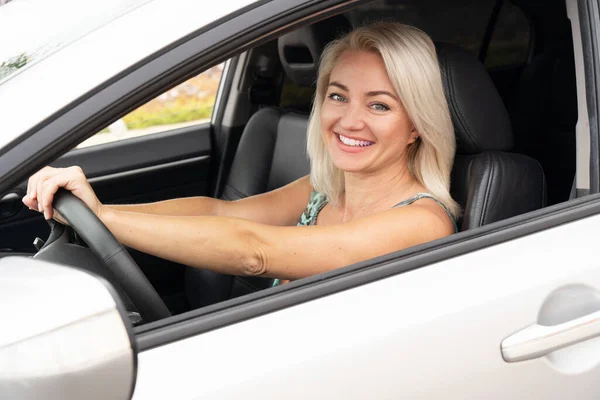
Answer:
[{"xmin": 0, "ymin": 0, "xmax": 152, "ymax": 84}]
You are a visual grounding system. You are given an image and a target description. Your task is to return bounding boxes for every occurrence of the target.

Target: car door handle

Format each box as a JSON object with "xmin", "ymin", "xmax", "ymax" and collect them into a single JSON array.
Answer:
[
  {"xmin": 0, "ymin": 192, "xmax": 24, "ymax": 220},
  {"xmin": 501, "ymin": 309, "xmax": 600, "ymax": 362}
]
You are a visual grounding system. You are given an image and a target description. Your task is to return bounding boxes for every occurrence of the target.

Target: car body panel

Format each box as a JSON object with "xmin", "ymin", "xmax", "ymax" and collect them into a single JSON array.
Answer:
[
  {"xmin": 134, "ymin": 212, "xmax": 600, "ymax": 399},
  {"xmin": 0, "ymin": 0, "xmax": 599, "ymax": 398},
  {"xmin": 0, "ymin": 257, "xmax": 135, "ymax": 400},
  {"xmin": 0, "ymin": 0, "xmax": 257, "ymax": 149}
]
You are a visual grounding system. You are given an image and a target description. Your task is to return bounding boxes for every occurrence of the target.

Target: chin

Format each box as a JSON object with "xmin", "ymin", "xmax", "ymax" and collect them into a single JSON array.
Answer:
[{"xmin": 331, "ymin": 157, "xmax": 368, "ymax": 173}]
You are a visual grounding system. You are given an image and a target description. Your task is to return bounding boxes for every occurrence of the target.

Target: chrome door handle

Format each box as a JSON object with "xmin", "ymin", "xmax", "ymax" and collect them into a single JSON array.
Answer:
[{"xmin": 501, "ymin": 309, "xmax": 600, "ymax": 362}]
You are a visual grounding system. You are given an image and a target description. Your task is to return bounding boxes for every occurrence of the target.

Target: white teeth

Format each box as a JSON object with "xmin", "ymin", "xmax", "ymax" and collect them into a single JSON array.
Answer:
[{"xmin": 338, "ymin": 134, "xmax": 373, "ymax": 147}]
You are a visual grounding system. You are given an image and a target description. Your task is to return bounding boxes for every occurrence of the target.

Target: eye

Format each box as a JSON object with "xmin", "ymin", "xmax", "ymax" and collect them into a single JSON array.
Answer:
[
  {"xmin": 370, "ymin": 102, "xmax": 390, "ymax": 112},
  {"xmin": 328, "ymin": 93, "xmax": 346, "ymax": 102}
]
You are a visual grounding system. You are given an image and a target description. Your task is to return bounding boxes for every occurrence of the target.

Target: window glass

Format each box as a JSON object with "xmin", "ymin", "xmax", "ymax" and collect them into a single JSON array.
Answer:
[
  {"xmin": 484, "ymin": 2, "xmax": 530, "ymax": 68},
  {"xmin": 78, "ymin": 64, "xmax": 224, "ymax": 148},
  {"xmin": 279, "ymin": 75, "xmax": 316, "ymax": 111}
]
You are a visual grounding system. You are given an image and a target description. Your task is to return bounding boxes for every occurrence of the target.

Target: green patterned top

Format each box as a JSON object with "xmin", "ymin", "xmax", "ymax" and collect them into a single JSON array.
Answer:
[{"xmin": 271, "ymin": 190, "xmax": 457, "ymax": 287}]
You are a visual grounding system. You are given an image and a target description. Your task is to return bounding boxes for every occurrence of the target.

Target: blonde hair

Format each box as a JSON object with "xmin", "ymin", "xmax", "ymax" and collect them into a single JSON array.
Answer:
[{"xmin": 306, "ymin": 22, "xmax": 460, "ymax": 217}]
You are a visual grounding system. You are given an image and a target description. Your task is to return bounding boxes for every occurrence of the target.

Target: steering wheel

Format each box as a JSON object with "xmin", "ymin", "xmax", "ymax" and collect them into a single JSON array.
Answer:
[{"xmin": 52, "ymin": 189, "xmax": 171, "ymax": 322}]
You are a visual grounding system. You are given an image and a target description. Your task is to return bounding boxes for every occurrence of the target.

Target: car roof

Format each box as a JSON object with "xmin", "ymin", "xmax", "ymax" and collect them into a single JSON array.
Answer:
[{"xmin": 0, "ymin": 0, "xmax": 257, "ymax": 150}]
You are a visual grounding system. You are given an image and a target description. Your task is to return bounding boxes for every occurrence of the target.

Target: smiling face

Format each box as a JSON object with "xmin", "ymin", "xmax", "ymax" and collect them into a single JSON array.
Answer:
[{"xmin": 320, "ymin": 50, "xmax": 418, "ymax": 175}]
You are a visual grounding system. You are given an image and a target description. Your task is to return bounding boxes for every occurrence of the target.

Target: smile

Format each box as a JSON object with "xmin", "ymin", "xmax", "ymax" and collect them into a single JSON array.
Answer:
[{"xmin": 337, "ymin": 134, "xmax": 374, "ymax": 147}]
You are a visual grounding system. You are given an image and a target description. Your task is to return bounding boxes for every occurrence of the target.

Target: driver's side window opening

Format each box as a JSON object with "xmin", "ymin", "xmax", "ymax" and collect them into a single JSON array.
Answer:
[
  {"xmin": 78, "ymin": 63, "xmax": 225, "ymax": 149},
  {"xmin": 62, "ymin": 0, "xmax": 579, "ymax": 324},
  {"xmin": 181, "ymin": 0, "xmax": 563, "ymax": 312}
]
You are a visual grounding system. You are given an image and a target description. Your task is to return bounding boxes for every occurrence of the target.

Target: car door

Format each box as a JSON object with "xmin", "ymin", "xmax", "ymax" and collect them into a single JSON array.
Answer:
[
  {"xmin": 2, "ymin": 0, "xmax": 599, "ymax": 397},
  {"xmin": 129, "ymin": 0, "xmax": 600, "ymax": 398},
  {"xmin": 132, "ymin": 200, "xmax": 600, "ymax": 398}
]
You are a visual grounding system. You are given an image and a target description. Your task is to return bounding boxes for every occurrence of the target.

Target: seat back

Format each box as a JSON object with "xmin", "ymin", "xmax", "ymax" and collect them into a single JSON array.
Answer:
[
  {"xmin": 437, "ymin": 43, "xmax": 546, "ymax": 230},
  {"xmin": 221, "ymin": 108, "xmax": 310, "ymax": 201},
  {"xmin": 185, "ymin": 109, "xmax": 310, "ymax": 308}
]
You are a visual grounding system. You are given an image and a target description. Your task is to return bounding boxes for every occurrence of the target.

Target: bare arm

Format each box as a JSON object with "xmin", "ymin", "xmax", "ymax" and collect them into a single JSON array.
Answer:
[
  {"xmin": 25, "ymin": 166, "xmax": 454, "ymax": 280},
  {"xmin": 109, "ymin": 177, "xmax": 312, "ymax": 226},
  {"xmin": 100, "ymin": 202, "xmax": 454, "ymax": 279},
  {"xmin": 107, "ymin": 197, "xmax": 221, "ymax": 216},
  {"xmin": 26, "ymin": 166, "xmax": 312, "ymax": 227}
]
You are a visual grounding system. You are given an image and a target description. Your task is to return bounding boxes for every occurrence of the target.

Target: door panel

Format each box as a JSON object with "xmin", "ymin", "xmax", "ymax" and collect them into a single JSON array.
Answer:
[
  {"xmin": 0, "ymin": 124, "xmax": 212, "ymax": 252},
  {"xmin": 134, "ymin": 213, "xmax": 600, "ymax": 399}
]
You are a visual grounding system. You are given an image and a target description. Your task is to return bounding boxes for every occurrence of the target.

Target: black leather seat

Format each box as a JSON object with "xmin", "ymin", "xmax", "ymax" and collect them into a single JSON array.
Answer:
[
  {"xmin": 437, "ymin": 43, "xmax": 546, "ymax": 230},
  {"xmin": 185, "ymin": 26, "xmax": 546, "ymax": 309}
]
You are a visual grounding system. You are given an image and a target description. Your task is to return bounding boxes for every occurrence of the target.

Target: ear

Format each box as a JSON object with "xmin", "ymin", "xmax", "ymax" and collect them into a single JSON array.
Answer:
[{"xmin": 408, "ymin": 129, "xmax": 419, "ymax": 144}]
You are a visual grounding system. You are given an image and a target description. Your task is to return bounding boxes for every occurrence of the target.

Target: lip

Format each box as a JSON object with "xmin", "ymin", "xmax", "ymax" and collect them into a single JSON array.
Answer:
[{"xmin": 334, "ymin": 133, "xmax": 374, "ymax": 154}]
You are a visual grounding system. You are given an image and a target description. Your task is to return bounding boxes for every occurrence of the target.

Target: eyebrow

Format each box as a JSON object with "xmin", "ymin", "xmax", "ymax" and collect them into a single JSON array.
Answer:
[
  {"xmin": 328, "ymin": 81, "xmax": 399, "ymax": 101},
  {"xmin": 328, "ymin": 81, "xmax": 349, "ymax": 91},
  {"xmin": 366, "ymin": 90, "xmax": 399, "ymax": 101}
]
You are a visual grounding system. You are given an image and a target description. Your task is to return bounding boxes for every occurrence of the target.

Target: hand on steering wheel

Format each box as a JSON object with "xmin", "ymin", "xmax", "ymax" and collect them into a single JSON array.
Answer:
[
  {"xmin": 23, "ymin": 166, "xmax": 104, "ymax": 222},
  {"xmin": 24, "ymin": 165, "xmax": 171, "ymax": 322}
]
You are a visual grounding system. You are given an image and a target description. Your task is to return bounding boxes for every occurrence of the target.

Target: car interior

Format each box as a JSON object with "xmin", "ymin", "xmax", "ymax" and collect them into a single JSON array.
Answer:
[{"xmin": 0, "ymin": 0, "xmax": 579, "ymax": 323}]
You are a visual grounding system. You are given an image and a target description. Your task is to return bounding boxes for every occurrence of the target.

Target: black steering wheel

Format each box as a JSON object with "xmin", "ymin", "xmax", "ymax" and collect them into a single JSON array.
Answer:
[{"xmin": 52, "ymin": 189, "xmax": 171, "ymax": 322}]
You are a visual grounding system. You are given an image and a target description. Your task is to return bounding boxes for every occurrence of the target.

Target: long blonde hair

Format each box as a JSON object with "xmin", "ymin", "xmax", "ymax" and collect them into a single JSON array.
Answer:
[{"xmin": 306, "ymin": 22, "xmax": 460, "ymax": 217}]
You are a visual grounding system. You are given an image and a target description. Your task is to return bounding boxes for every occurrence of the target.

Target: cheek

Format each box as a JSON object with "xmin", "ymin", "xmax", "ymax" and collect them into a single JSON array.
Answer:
[
  {"xmin": 320, "ymin": 103, "xmax": 337, "ymax": 131},
  {"xmin": 373, "ymin": 114, "xmax": 413, "ymax": 142}
]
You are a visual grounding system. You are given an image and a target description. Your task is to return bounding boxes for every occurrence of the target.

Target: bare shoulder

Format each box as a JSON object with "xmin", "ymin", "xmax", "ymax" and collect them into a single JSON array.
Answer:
[
  {"xmin": 401, "ymin": 197, "xmax": 456, "ymax": 237},
  {"xmin": 345, "ymin": 197, "xmax": 455, "ymax": 246}
]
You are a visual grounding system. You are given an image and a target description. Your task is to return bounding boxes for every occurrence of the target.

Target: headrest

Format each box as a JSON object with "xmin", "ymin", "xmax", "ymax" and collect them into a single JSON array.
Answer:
[
  {"xmin": 278, "ymin": 15, "xmax": 352, "ymax": 87},
  {"xmin": 436, "ymin": 43, "xmax": 514, "ymax": 154}
]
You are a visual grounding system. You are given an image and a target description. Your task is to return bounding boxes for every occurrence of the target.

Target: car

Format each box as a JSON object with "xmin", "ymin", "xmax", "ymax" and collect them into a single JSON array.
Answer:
[{"xmin": 1, "ymin": 0, "xmax": 600, "ymax": 398}]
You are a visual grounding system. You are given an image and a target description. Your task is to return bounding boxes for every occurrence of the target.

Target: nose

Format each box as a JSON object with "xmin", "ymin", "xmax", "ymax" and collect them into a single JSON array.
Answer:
[{"xmin": 338, "ymin": 102, "xmax": 366, "ymax": 131}]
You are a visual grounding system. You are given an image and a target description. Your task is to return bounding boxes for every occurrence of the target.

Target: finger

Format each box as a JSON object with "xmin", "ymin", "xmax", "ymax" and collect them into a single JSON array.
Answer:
[
  {"xmin": 40, "ymin": 170, "xmax": 82, "ymax": 220},
  {"xmin": 26, "ymin": 168, "xmax": 44, "ymax": 199},
  {"xmin": 27, "ymin": 166, "xmax": 56, "ymax": 200},
  {"xmin": 41, "ymin": 177, "xmax": 62, "ymax": 220},
  {"xmin": 36, "ymin": 168, "xmax": 63, "ymax": 213},
  {"xmin": 37, "ymin": 176, "xmax": 46, "ymax": 212},
  {"xmin": 22, "ymin": 195, "xmax": 39, "ymax": 211}
]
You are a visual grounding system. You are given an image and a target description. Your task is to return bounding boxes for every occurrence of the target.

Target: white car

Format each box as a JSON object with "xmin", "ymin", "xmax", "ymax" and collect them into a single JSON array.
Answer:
[{"xmin": 1, "ymin": 0, "xmax": 600, "ymax": 398}]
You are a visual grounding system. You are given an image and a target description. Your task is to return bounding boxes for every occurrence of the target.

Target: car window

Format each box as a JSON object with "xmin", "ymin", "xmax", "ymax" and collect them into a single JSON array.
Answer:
[
  {"xmin": 484, "ymin": 1, "xmax": 531, "ymax": 68},
  {"xmin": 78, "ymin": 64, "xmax": 224, "ymax": 148}
]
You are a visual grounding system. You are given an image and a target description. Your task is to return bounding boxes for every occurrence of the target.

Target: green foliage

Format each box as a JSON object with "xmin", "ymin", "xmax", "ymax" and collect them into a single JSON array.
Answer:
[{"xmin": 122, "ymin": 99, "xmax": 215, "ymax": 130}]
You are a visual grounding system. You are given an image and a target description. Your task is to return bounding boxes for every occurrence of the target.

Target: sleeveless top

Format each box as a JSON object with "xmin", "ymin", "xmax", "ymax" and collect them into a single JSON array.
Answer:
[{"xmin": 271, "ymin": 191, "xmax": 458, "ymax": 287}]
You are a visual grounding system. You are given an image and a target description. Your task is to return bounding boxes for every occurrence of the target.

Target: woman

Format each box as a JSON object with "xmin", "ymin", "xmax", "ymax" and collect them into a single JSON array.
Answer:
[{"xmin": 23, "ymin": 22, "xmax": 459, "ymax": 285}]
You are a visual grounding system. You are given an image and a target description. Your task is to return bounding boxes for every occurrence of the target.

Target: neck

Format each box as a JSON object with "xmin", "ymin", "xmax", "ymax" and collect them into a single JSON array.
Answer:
[{"xmin": 340, "ymin": 159, "xmax": 420, "ymax": 221}]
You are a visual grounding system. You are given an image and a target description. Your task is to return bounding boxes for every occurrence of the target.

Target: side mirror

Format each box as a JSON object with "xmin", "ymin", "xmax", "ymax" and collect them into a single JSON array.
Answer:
[{"xmin": 0, "ymin": 257, "xmax": 136, "ymax": 400}]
